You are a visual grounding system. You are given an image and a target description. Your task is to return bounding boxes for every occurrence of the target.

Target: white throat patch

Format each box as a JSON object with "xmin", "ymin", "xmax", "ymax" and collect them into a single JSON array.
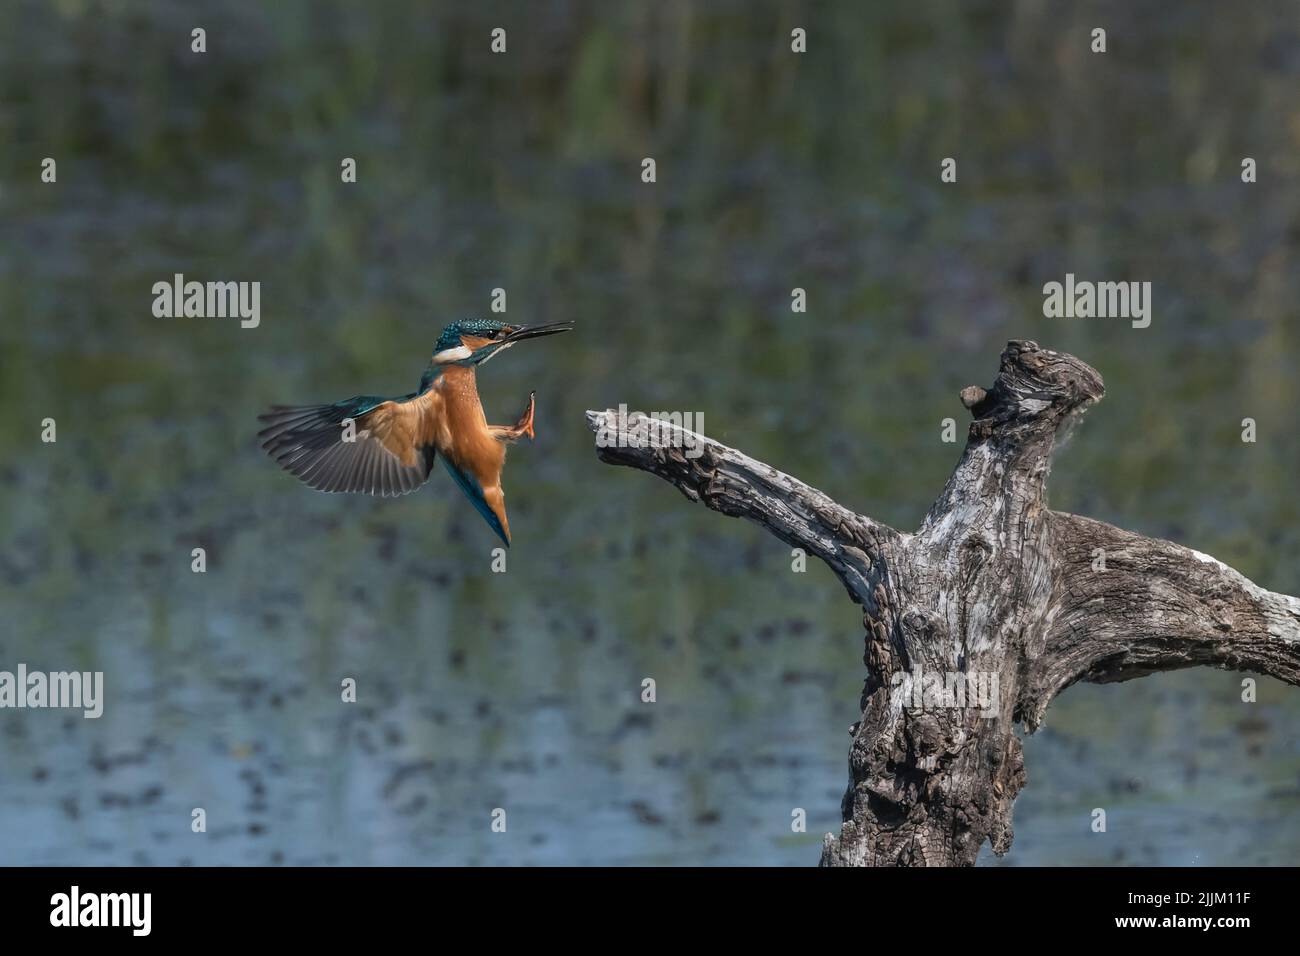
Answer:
[{"xmin": 432, "ymin": 345, "xmax": 473, "ymax": 364}]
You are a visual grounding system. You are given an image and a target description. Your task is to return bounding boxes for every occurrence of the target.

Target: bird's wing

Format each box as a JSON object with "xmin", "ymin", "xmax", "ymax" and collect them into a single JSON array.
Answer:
[{"xmin": 257, "ymin": 391, "xmax": 440, "ymax": 497}]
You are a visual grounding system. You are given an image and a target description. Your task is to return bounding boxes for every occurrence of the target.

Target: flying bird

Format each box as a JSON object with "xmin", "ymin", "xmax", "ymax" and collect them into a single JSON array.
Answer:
[{"xmin": 257, "ymin": 319, "xmax": 573, "ymax": 546}]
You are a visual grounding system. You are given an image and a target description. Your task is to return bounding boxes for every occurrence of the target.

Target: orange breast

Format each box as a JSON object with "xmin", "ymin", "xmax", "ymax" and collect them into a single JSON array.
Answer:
[{"xmin": 435, "ymin": 366, "xmax": 506, "ymax": 486}]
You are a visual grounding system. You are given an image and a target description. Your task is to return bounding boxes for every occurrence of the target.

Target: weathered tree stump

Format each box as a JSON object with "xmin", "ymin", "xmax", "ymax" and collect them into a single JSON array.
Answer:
[{"xmin": 586, "ymin": 340, "xmax": 1300, "ymax": 866}]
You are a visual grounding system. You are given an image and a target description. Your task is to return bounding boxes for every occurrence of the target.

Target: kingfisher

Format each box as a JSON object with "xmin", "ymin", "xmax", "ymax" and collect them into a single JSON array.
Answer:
[{"xmin": 257, "ymin": 318, "xmax": 573, "ymax": 547}]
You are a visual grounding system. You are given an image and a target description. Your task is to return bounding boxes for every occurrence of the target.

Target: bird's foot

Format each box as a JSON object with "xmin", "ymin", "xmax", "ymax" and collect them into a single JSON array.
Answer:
[
  {"xmin": 515, "ymin": 391, "xmax": 536, "ymax": 440},
  {"xmin": 490, "ymin": 393, "xmax": 536, "ymax": 443}
]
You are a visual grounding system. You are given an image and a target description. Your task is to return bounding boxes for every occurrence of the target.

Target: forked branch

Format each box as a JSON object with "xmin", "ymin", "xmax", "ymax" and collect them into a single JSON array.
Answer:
[{"xmin": 585, "ymin": 339, "xmax": 1300, "ymax": 866}]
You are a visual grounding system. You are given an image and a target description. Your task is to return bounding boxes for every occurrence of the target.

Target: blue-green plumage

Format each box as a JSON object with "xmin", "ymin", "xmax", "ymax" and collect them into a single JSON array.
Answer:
[
  {"xmin": 440, "ymin": 456, "xmax": 510, "ymax": 547},
  {"xmin": 417, "ymin": 363, "xmax": 442, "ymax": 393},
  {"xmin": 435, "ymin": 318, "xmax": 511, "ymax": 354},
  {"xmin": 332, "ymin": 395, "xmax": 391, "ymax": 417}
]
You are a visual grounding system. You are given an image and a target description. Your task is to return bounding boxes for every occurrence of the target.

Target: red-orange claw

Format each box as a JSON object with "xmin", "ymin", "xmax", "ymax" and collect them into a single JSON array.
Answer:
[{"xmin": 519, "ymin": 392, "xmax": 537, "ymax": 440}]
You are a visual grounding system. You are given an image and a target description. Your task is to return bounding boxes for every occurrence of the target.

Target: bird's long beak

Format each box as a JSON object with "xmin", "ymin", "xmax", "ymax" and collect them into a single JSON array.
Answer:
[{"xmin": 502, "ymin": 321, "xmax": 574, "ymax": 344}]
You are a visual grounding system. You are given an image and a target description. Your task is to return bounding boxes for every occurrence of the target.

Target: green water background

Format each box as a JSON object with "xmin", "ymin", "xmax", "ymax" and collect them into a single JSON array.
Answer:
[{"xmin": 0, "ymin": 0, "xmax": 1297, "ymax": 864}]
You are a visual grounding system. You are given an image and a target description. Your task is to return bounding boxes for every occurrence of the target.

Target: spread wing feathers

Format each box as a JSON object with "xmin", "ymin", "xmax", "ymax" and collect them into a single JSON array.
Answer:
[{"xmin": 257, "ymin": 394, "xmax": 438, "ymax": 497}]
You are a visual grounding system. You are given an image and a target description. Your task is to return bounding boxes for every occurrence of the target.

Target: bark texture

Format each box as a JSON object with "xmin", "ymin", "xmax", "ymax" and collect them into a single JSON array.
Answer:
[{"xmin": 586, "ymin": 340, "xmax": 1300, "ymax": 866}]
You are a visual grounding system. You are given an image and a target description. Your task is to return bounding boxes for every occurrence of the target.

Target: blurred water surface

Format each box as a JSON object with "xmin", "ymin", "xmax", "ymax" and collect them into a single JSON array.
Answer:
[{"xmin": 0, "ymin": 1, "xmax": 1298, "ymax": 865}]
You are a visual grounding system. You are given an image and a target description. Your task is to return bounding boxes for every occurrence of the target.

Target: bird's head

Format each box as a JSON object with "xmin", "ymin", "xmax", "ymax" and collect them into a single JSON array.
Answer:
[{"xmin": 432, "ymin": 318, "xmax": 574, "ymax": 368}]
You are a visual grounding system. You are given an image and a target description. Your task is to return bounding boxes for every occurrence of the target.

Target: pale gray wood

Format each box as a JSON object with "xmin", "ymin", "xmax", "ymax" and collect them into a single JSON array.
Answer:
[{"xmin": 586, "ymin": 340, "xmax": 1300, "ymax": 866}]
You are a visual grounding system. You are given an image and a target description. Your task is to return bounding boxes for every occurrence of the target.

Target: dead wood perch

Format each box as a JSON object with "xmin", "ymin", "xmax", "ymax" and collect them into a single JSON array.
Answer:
[{"xmin": 585, "ymin": 340, "xmax": 1300, "ymax": 867}]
